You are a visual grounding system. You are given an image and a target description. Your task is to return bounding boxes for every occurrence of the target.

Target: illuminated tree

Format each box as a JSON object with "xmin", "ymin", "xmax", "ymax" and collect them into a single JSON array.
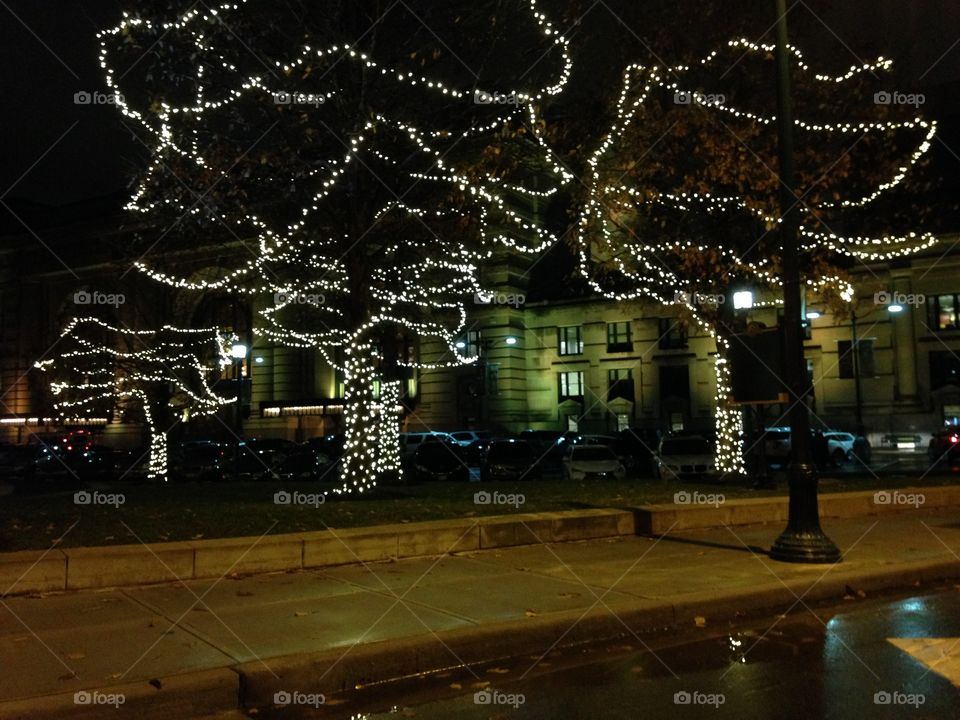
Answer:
[
  {"xmin": 98, "ymin": 1, "xmax": 571, "ymax": 493},
  {"xmin": 35, "ymin": 318, "xmax": 235, "ymax": 481},
  {"xmin": 577, "ymin": 40, "xmax": 938, "ymax": 474}
]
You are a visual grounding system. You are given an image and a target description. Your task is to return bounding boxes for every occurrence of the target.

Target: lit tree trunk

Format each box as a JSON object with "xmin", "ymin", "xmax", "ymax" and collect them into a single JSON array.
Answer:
[
  {"xmin": 375, "ymin": 380, "xmax": 403, "ymax": 478},
  {"xmin": 713, "ymin": 347, "xmax": 745, "ymax": 476},
  {"xmin": 143, "ymin": 401, "xmax": 169, "ymax": 482},
  {"xmin": 338, "ymin": 343, "xmax": 381, "ymax": 493}
]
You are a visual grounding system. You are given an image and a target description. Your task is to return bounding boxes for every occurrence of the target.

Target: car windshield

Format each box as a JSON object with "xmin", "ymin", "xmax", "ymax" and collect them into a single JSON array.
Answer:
[
  {"xmin": 488, "ymin": 442, "xmax": 534, "ymax": 461},
  {"xmin": 661, "ymin": 438, "xmax": 711, "ymax": 455},
  {"xmin": 573, "ymin": 447, "xmax": 616, "ymax": 461}
]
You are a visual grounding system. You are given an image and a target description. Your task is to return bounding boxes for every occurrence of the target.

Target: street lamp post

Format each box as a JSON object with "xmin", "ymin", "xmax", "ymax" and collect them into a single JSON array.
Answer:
[
  {"xmin": 230, "ymin": 342, "xmax": 247, "ymax": 481},
  {"xmin": 769, "ymin": 0, "xmax": 841, "ymax": 563},
  {"xmin": 851, "ymin": 310, "xmax": 865, "ymax": 437}
]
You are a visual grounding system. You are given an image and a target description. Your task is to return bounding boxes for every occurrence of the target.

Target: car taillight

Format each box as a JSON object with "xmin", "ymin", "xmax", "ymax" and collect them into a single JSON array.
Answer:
[{"xmin": 951, "ymin": 436, "xmax": 959, "ymax": 444}]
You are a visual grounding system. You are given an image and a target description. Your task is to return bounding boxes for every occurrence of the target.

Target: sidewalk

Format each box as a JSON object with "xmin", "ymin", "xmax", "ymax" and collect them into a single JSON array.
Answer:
[{"xmin": 2, "ymin": 507, "xmax": 960, "ymax": 718}]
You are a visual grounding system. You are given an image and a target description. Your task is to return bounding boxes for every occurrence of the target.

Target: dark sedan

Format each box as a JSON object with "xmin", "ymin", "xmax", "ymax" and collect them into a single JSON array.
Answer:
[
  {"xmin": 410, "ymin": 442, "xmax": 469, "ymax": 483},
  {"xmin": 480, "ymin": 440, "xmax": 540, "ymax": 482}
]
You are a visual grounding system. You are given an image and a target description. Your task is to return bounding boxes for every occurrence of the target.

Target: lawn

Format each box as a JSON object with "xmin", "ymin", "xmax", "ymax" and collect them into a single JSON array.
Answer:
[{"xmin": 0, "ymin": 470, "xmax": 956, "ymax": 552}]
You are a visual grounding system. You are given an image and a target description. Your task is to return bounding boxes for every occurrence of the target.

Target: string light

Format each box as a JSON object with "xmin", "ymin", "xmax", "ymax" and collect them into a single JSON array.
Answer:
[
  {"xmin": 35, "ymin": 317, "xmax": 235, "ymax": 482},
  {"xmin": 578, "ymin": 39, "xmax": 936, "ymax": 474},
  {"xmin": 100, "ymin": 1, "xmax": 572, "ymax": 492}
]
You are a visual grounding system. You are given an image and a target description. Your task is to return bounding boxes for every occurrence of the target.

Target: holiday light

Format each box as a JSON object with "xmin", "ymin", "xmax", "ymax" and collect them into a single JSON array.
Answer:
[
  {"xmin": 577, "ymin": 39, "xmax": 937, "ymax": 474},
  {"xmin": 35, "ymin": 317, "xmax": 235, "ymax": 481},
  {"xmin": 99, "ymin": 1, "xmax": 572, "ymax": 493}
]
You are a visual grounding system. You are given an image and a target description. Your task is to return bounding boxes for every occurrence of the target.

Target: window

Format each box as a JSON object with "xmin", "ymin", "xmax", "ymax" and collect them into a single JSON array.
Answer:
[
  {"xmin": 658, "ymin": 318, "xmax": 688, "ymax": 349},
  {"xmin": 607, "ymin": 321, "xmax": 632, "ymax": 352},
  {"xmin": 838, "ymin": 339, "xmax": 875, "ymax": 379},
  {"xmin": 929, "ymin": 294, "xmax": 960, "ymax": 331},
  {"xmin": 558, "ymin": 371, "xmax": 585, "ymax": 401},
  {"xmin": 558, "ymin": 326, "xmax": 583, "ymax": 356},
  {"xmin": 607, "ymin": 368, "xmax": 634, "ymax": 402},
  {"xmin": 459, "ymin": 330, "xmax": 482, "ymax": 358}
]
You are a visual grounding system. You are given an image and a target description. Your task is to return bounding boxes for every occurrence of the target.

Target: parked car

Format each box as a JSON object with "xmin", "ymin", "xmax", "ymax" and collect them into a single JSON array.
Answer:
[
  {"xmin": 449, "ymin": 430, "xmax": 493, "ymax": 448},
  {"xmin": 566, "ymin": 434, "xmax": 633, "ymax": 469},
  {"xmin": 410, "ymin": 442, "xmax": 470, "ymax": 482},
  {"xmin": 170, "ymin": 442, "xmax": 226, "ymax": 481},
  {"xmin": 480, "ymin": 440, "xmax": 540, "ymax": 482},
  {"xmin": 562, "ymin": 445, "xmax": 626, "ymax": 481},
  {"xmin": 653, "ymin": 435, "xmax": 716, "ymax": 479},
  {"xmin": 460, "ymin": 437, "xmax": 493, "ymax": 466},
  {"xmin": 617, "ymin": 428, "xmax": 662, "ymax": 472},
  {"xmin": 268, "ymin": 450, "xmax": 338, "ymax": 482},
  {"xmin": 242, "ymin": 438, "xmax": 298, "ymax": 467},
  {"xmin": 399, "ymin": 432, "xmax": 455, "ymax": 460},
  {"xmin": 303, "ymin": 434, "xmax": 344, "ymax": 462},
  {"xmin": 928, "ymin": 428, "xmax": 960, "ymax": 464},
  {"xmin": 823, "ymin": 432, "xmax": 856, "ymax": 464}
]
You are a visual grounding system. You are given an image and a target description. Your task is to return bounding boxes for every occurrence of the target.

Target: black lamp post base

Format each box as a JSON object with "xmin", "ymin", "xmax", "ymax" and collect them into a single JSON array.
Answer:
[{"xmin": 770, "ymin": 528, "xmax": 842, "ymax": 563}]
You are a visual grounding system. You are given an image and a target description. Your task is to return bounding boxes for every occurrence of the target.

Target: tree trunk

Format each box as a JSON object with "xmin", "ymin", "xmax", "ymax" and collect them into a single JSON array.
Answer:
[
  {"xmin": 143, "ymin": 402, "xmax": 169, "ymax": 482},
  {"xmin": 337, "ymin": 344, "xmax": 381, "ymax": 493},
  {"xmin": 713, "ymin": 347, "xmax": 745, "ymax": 476},
  {"xmin": 375, "ymin": 380, "xmax": 403, "ymax": 478}
]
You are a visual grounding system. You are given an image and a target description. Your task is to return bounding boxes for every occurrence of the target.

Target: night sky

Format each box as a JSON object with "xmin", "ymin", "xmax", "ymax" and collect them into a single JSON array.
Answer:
[{"xmin": 1, "ymin": 0, "xmax": 958, "ymax": 207}]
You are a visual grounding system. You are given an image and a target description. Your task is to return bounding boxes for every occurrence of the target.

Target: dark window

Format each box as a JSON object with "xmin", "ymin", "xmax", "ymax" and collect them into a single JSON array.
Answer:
[
  {"xmin": 459, "ymin": 329, "xmax": 482, "ymax": 358},
  {"xmin": 607, "ymin": 368, "xmax": 634, "ymax": 402},
  {"xmin": 929, "ymin": 294, "xmax": 960, "ymax": 331},
  {"xmin": 658, "ymin": 319, "xmax": 688, "ymax": 349},
  {"xmin": 558, "ymin": 326, "xmax": 583, "ymax": 356},
  {"xmin": 930, "ymin": 351, "xmax": 960, "ymax": 389},
  {"xmin": 838, "ymin": 339, "xmax": 875, "ymax": 379},
  {"xmin": 607, "ymin": 322, "xmax": 632, "ymax": 352},
  {"xmin": 558, "ymin": 371, "xmax": 585, "ymax": 401}
]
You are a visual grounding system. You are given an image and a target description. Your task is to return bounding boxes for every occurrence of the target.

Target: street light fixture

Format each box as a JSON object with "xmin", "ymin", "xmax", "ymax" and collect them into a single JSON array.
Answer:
[
  {"xmin": 733, "ymin": 291, "xmax": 755, "ymax": 310},
  {"xmin": 504, "ymin": 336, "xmax": 519, "ymax": 346},
  {"xmin": 887, "ymin": 304, "xmax": 904, "ymax": 314},
  {"xmin": 805, "ymin": 310, "xmax": 821, "ymax": 320},
  {"xmin": 230, "ymin": 343, "xmax": 248, "ymax": 360}
]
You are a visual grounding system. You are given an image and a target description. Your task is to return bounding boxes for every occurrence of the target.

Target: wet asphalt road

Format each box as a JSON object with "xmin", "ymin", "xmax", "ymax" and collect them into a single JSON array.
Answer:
[{"xmin": 310, "ymin": 587, "xmax": 960, "ymax": 720}]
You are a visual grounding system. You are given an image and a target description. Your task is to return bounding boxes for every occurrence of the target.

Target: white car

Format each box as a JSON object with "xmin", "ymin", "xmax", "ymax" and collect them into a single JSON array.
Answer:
[
  {"xmin": 562, "ymin": 445, "xmax": 625, "ymax": 481},
  {"xmin": 653, "ymin": 435, "xmax": 716, "ymax": 479},
  {"xmin": 823, "ymin": 432, "xmax": 855, "ymax": 464}
]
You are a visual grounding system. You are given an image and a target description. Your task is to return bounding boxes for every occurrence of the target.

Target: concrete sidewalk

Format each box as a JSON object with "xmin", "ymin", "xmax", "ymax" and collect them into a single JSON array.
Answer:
[{"xmin": 2, "ymin": 508, "xmax": 960, "ymax": 718}]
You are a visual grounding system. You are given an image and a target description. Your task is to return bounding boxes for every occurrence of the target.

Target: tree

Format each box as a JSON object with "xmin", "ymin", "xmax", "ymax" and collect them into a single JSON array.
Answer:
[
  {"xmin": 98, "ymin": 0, "xmax": 572, "ymax": 492},
  {"xmin": 576, "ymin": 39, "xmax": 938, "ymax": 473},
  {"xmin": 35, "ymin": 317, "xmax": 235, "ymax": 481}
]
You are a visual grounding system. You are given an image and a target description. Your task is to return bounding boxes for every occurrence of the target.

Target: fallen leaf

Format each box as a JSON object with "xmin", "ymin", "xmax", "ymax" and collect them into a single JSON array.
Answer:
[
  {"xmin": 449, "ymin": 682, "xmax": 462, "ymax": 690},
  {"xmin": 524, "ymin": 610, "xmax": 538, "ymax": 618},
  {"xmin": 694, "ymin": 616, "xmax": 706, "ymax": 627},
  {"xmin": 294, "ymin": 611, "xmax": 308, "ymax": 617},
  {"xmin": 65, "ymin": 652, "xmax": 85, "ymax": 660},
  {"xmin": 486, "ymin": 667, "xmax": 510, "ymax": 674}
]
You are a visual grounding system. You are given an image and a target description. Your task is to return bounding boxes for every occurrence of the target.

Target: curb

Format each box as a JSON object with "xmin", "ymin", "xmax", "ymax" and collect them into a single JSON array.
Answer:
[
  {"xmin": 0, "ymin": 509, "xmax": 634, "ymax": 596},
  {"xmin": 633, "ymin": 485, "xmax": 960, "ymax": 534},
  {"xmin": 3, "ymin": 555, "xmax": 960, "ymax": 717}
]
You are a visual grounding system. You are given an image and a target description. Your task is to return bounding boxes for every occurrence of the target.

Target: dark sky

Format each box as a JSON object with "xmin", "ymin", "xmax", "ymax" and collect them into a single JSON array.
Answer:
[{"xmin": 1, "ymin": 0, "xmax": 958, "ymax": 206}]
